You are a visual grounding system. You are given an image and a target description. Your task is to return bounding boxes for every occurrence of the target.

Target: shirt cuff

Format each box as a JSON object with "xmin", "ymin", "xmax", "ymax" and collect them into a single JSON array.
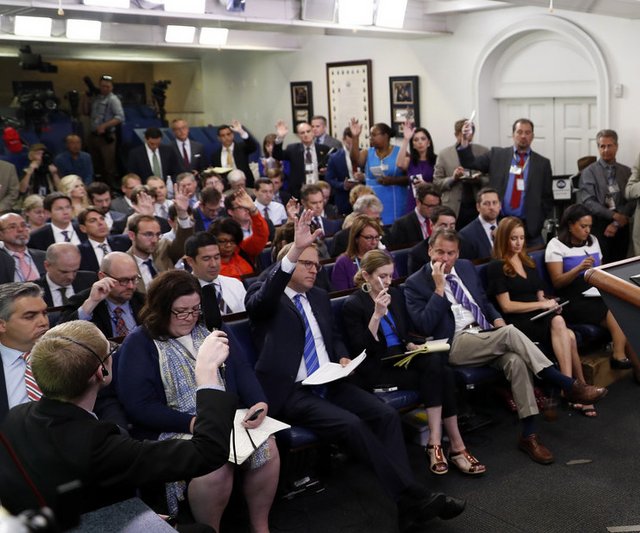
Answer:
[
  {"xmin": 281, "ymin": 255, "xmax": 296, "ymax": 273},
  {"xmin": 77, "ymin": 307, "xmax": 93, "ymax": 321},
  {"xmin": 177, "ymin": 216, "xmax": 194, "ymax": 229},
  {"xmin": 240, "ymin": 132, "xmax": 249, "ymax": 140},
  {"xmin": 197, "ymin": 384, "xmax": 226, "ymax": 392}
]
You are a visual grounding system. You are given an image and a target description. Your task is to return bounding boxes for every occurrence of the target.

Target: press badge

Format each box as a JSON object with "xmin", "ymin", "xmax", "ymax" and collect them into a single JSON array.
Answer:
[
  {"xmin": 510, "ymin": 165, "xmax": 522, "ymax": 175},
  {"xmin": 516, "ymin": 179, "xmax": 525, "ymax": 191},
  {"xmin": 305, "ymin": 163, "xmax": 314, "ymax": 174},
  {"xmin": 608, "ymin": 183, "xmax": 620, "ymax": 194}
]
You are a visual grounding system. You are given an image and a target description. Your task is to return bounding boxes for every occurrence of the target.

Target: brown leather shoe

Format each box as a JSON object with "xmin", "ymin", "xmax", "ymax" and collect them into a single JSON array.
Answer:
[
  {"xmin": 518, "ymin": 434, "xmax": 554, "ymax": 464},
  {"xmin": 566, "ymin": 380, "xmax": 608, "ymax": 405}
]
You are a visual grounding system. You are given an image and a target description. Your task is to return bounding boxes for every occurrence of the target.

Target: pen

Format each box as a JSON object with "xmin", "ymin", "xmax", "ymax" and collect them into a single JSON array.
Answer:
[{"xmin": 377, "ymin": 276, "xmax": 388, "ymax": 315}]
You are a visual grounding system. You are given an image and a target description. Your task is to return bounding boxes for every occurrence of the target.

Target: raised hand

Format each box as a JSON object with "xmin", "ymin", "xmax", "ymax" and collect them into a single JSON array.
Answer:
[
  {"xmin": 293, "ymin": 209, "xmax": 323, "ymax": 251},
  {"xmin": 230, "ymin": 120, "xmax": 245, "ymax": 134},
  {"xmin": 275, "ymin": 120, "xmax": 289, "ymax": 138},
  {"xmin": 285, "ymin": 197, "xmax": 300, "ymax": 220},
  {"xmin": 133, "ymin": 191, "xmax": 154, "ymax": 216},
  {"xmin": 233, "ymin": 188, "xmax": 255, "ymax": 211},
  {"xmin": 402, "ymin": 119, "xmax": 416, "ymax": 140},
  {"xmin": 349, "ymin": 117, "xmax": 363, "ymax": 137},
  {"xmin": 173, "ymin": 183, "xmax": 190, "ymax": 216}
]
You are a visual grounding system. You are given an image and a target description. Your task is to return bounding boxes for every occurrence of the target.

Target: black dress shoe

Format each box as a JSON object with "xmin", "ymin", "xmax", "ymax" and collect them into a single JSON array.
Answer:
[
  {"xmin": 611, "ymin": 357, "xmax": 633, "ymax": 370},
  {"xmin": 399, "ymin": 491, "xmax": 465, "ymax": 531}
]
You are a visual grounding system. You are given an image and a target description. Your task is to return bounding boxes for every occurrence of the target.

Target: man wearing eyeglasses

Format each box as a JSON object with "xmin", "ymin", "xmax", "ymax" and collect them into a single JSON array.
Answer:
[
  {"xmin": 0, "ymin": 282, "xmax": 49, "ymax": 422},
  {"xmin": 246, "ymin": 211, "xmax": 466, "ymax": 531},
  {"xmin": 389, "ymin": 183, "xmax": 441, "ymax": 247},
  {"xmin": 59, "ymin": 252, "xmax": 144, "ymax": 340}
]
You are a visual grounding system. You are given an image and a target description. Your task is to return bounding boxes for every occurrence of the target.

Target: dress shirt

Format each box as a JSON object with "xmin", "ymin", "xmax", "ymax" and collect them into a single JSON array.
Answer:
[
  {"xmin": 4, "ymin": 247, "xmax": 38, "ymax": 283},
  {"xmin": 199, "ymin": 275, "xmax": 246, "ymax": 314},
  {"xmin": 132, "ymin": 254, "xmax": 156, "ymax": 288},
  {"xmin": 53, "ymin": 151, "xmax": 94, "ymax": 185},
  {"xmin": 255, "ymin": 200, "xmax": 287, "ymax": 225},
  {"xmin": 478, "ymin": 216, "xmax": 497, "ymax": 246},
  {"xmin": 435, "ymin": 263, "xmax": 480, "ymax": 334},
  {"xmin": 103, "ymin": 211, "xmax": 114, "ymax": 231},
  {"xmin": 414, "ymin": 208, "xmax": 430, "ymax": 239},
  {"xmin": 176, "ymin": 139, "xmax": 192, "ymax": 164},
  {"xmin": 0, "ymin": 342, "xmax": 29, "ymax": 409},
  {"xmin": 145, "ymin": 145, "xmax": 163, "ymax": 177},
  {"xmin": 90, "ymin": 92, "xmax": 124, "ymax": 131},
  {"xmin": 154, "ymin": 200, "xmax": 173, "ymax": 220},
  {"xmin": 303, "ymin": 143, "xmax": 320, "ymax": 184},
  {"xmin": 78, "ymin": 299, "xmax": 136, "ymax": 336},
  {"xmin": 52, "ymin": 224, "xmax": 81, "ymax": 245},
  {"xmin": 46, "ymin": 274, "xmax": 75, "ymax": 307},
  {"xmin": 89, "ymin": 238, "xmax": 111, "ymax": 263},
  {"xmin": 503, "ymin": 147, "xmax": 531, "ymax": 218},
  {"xmin": 221, "ymin": 145, "xmax": 237, "ymax": 169},
  {"xmin": 281, "ymin": 256, "xmax": 331, "ymax": 381}
]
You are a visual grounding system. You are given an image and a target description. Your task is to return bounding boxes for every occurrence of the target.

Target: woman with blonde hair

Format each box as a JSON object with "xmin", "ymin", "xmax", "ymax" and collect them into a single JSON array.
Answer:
[
  {"xmin": 22, "ymin": 194, "xmax": 47, "ymax": 233},
  {"xmin": 488, "ymin": 216, "xmax": 596, "ymax": 416},
  {"xmin": 58, "ymin": 174, "xmax": 89, "ymax": 218},
  {"xmin": 342, "ymin": 250, "xmax": 486, "ymax": 475}
]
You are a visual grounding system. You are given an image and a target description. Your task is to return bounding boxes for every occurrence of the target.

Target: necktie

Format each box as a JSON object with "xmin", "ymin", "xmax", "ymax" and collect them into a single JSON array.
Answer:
[
  {"xmin": 226, "ymin": 149, "xmax": 233, "ymax": 168},
  {"xmin": 293, "ymin": 294, "xmax": 320, "ymax": 376},
  {"xmin": 144, "ymin": 259, "xmax": 158, "ymax": 278},
  {"xmin": 214, "ymin": 283, "xmax": 230, "ymax": 314},
  {"xmin": 23, "ymin": 352, "xmax": 43, "ymax": 401},
  {"xmin": 263, "ymin": 205, "xmax": 270, "ymax": 222},
  {"xmin": 58, "ymin": 287, "xmax": 69, "ymax": 305},
  {"xmin": 61, "ymin": 230, "xmax": 71, "ymax": 242},
  {"xmin": 182, "ymin": 142, "xmax": 189, "ymax": 168},
  {"xmin": 446, "ymin": 274, "xmax": 492, "ymax": 330},
  {"xmin": 510, "ymin": 152, "xmax": 526, "ymax": 209},
  {"xmin": 490, "ymin": 224, "xmax": 496, "ymax": 242},
  {"xmin": 13, "ymin": 251, "xmax": 37, "ymax": 281},
  {"xmin": 305, "ymin": 147, "xmax": 312, "ymax": 165},
  {"xmin": 98, "ymin": 242, "xmax": 109, "ymax": 260},
  {"xmin": 152, "ymin": 150, "xmax": 161, "ymax": 177},
  {"xmin": 424, "ymin": 218, "xmax": 432, "ymax": 239},
  {"xmin": 113, "ymin": 306, "xmax": 129, "ymax": 337}
]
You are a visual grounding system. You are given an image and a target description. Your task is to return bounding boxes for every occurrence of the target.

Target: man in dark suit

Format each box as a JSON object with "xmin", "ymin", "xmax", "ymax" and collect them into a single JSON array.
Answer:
[
  {"xmin": 87, "ymin": 181, "xmax": 127, "ymax": 234},
  {"xmin": 458, "ymin": 118, "xmax": 553, "ymax": 245},
  {"xmin": 300, "ymin": 184, "xmax": 342, "ymax": 237},
  {"xmin": 0, "ymin": 320, "xmax": 235, "ymax": 520},
  {"xmin": 0, "ymin": 213, "xmax": 46, "ymax": 283},
  {"xmin": 171, "ymin": 118, "xmax": 209, "ymax": 174},
  {"xmin": 245, "ymin": 211, "xmax": 466, "ymax": 531},
  {"xmin": 36, "ymin": 243, "xmax": 97, "ymax": 308},
  {"xmin": 311, "ymin": 115, "xmax": 342, "ymax": 150},
  {"xmin": 28, "ymin": 193, "xmax": 86, "ymax": 251},
  {"xmin": 389, "ymin": 183, "xmax": 441, "ymax": 246},
  {"xmin": 77, "ymin": 207, "xmax": 131, "ymax": 272},
  {"xmin": 126, "ymin": 127, "xmax": 185, "ymax": 188},
  {"xmin": 211, "ymin": 121, "xmax": 258, "ymax": 188},
  {"xmin": 458, "ymin": 187, "xmax": 501, "ymax": 261},
  {"xmin": 407, "ymin": 206, "xmax": 457, "ymax": 275},
  {"xmin": 110, "ymin": 173, "xmax": 141, "ymax": 216},
  {"xmin": 0, "ymin": 282, "xmax": 49, "ymax": 422},
  {"xmin": 272, "ymin": 120, "xmax": 331, "ymax": 200},
  {"xmin": 404, "ymin": 228, "xmax": 607, "ymax": 464},
  {"xmin": 59, "ymin": 252, "xmax": 145, "ymax": 339},
  {"xmin": 325, "ymin": 128, "xmax": 365, "ymax": 216},
  {"xmin": 268, "ymin": 169, "xmax": 291, "ymax": 205}
]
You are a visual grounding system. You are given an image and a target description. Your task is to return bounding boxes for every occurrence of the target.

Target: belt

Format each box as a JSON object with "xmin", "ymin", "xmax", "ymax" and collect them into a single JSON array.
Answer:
[{"xmin": 462, "ymin": 322, "xmax": 480, "ymax": 331}]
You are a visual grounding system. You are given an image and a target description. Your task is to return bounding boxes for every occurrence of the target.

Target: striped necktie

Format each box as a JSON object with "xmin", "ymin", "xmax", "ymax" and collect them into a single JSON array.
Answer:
[
  {"xmin": 293, "ymin": 294, "xmax": 320, "ymax": 376},
  {"xmin": 23, "ymin": 352, "xmax": 43, "ymax": 401},
  {"xmin": 446, "ymin": 274, "xmax": 492, "ymax": 330}
]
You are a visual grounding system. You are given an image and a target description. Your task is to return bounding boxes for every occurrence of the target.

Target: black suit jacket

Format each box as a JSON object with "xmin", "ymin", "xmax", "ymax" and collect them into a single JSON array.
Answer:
[
  {"xmin": 458, "ymin": 145, "xmax": 553, "ymax": 240},
  {"xmin": 77, "ymin": 235, "xmax": 132, "ymax": 272},
  {"xmin": 389, "ymin": 211, "xmax": 423, "ymax": 246},
  {"xmin": 59, "ymin": 289, "xmax": 146, "ymax": 339},
  {"xmin": 407, "ymin": 239, "xmax": 429, "ymax": 275},
  {"xmin": 0, "ymin": 361, "xmax": 9, "ymax": 422},
  {"xmin": 109, "ymin": 210, "xmax": 128, "ymax": 234},
  {"xmin": 36, "ymin": 271, "xmax": 98, "ymax": 307},
  {"xmin": 126, "ymin": 144, "xmax": 185, "ymax": 182},
  {"xmin": 0, "ymin": 247, "xmax": 46, "ymax": 284},
  {"xmin": 245, "ymin": 262, "xmax": 347, "ymax": 416},
  {"xmin": 27, "ymin": 223, "xmax": 86, "ymax": 251},
  {"xmin": 458, "ymin": 218, "xmax": 493, "ymax": 261},
  {"xmin": 211, "ymin": 136, "xmax": 259, "ymax": 188},
  {"xmin": 173, "ymin": 139, "xmax": 209, "ymax": 174},
  {"xmin": 0, "ymin": 390, "xmax": 236, "ymax": 516},
  {"xmin": 201, "ymin": 283, "xmax": 223, "ymax": 331},
  {"xmin": 272, "ymin": 142, "xmax": 331, "ymax": 199}
]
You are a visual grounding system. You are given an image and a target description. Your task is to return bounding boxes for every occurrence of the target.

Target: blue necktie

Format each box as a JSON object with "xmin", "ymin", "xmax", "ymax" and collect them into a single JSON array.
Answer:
[
  {"xmin": 446, "ymin": 274, "xmax": 492, "ymax": 330},
  {"xmin": 144, "ymin": 259, "xmax": 157, "ymax": 278},
  {"xmin": 293, "ymin": 294, "xmax": 320, "ymax": 376}
]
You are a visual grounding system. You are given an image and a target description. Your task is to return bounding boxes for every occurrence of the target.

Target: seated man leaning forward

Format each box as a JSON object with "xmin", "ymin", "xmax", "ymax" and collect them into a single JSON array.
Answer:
[
  {"xmin": 404, "ymin": 228, "xmax": 608, "ymax": 465},
  {"xmin": 0, "ymin": 320, "xmax": 236, "ymax": 524}
]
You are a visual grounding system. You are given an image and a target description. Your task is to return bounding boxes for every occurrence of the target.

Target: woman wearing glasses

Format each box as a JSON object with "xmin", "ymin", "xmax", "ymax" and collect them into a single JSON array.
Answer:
[
  {"xmin": 331, "ymin": 215, "xmax": 396, "ymax": 291},
  {"xmin": 117, "ymin": 270, "xmax": 279, "ymax": 533}
]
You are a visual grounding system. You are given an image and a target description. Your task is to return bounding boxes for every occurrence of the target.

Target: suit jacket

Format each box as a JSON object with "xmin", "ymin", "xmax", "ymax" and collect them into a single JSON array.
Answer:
[
  {"xmin": 272, "ymin": 142, "xmax": 331, "ymax": 199},
  {"xmin": 245, "ymin": 262, "xmax": 347, "ymax": 415},
  {"xmin": 389, "ymin": 211, "xmax": 423, "ymax": 246},
  {"xmin": 320, "ymin": 216, "xmax": 342, "ymax": 237},
  {"xmin": 0, "ymin": 390, "xmax": 235, "ymax": 516},
  {"xmin": 433, "ymin": 143, "xmax": 489, "ymax": 216},
  {"xmin": 325, "ymin": 149, "xmax": 353, "ymax": 216},
  {"xmin": 126, "ymin": 144, "xmax": 185, "ymax": 183},
  {"xmin": 578, "ymin": 160, "xmax": 634, "ymax": 222},
  {"xmin": 317, "ymin": 135, "xmax": 342, "ymax": 150},
  {"xmin": 407, "ymin": 239, "xmax": 429, "ymax": 275},
  {"xmin": 108, "ymin": 210, "xmax": 128, "ymax": 234},
  {"xmin": 458, "ymin": 217, "xmax": 493, "ymax": 261},
  {"xmin": 28, "ymin": 223, "xmax": 86, "ymax": 251},
  {"xmin": 110, "ymin": 196, "xmax": 134, "ymax": 216},
  {"xmin": 211, "ymin": 136, "xmax": 259, "ymax": 188},
  {"xmin": 173, "ymin": 139, "xmax": 209, "ymax": 174},
  {"xmin": 0, "ymin": 159, "xmax": 19, "ymax": 212},
  {"xmin": 36, "ymin": 271, "xmax": 98, "ymax": 307},
  {"xmin": 0, "ymin": 247, "xmax": 46, "ymax": 284},
  {"xmin": 404, "ymin": 259, "xmax": 502, "ymax": 341},
  {"xmin": 78, "ymin": 235, "xmax": 132, "ymax": 272},
  {"xmin": 458, "ymin": 145, "xmax": 553, "ymax": 239},
  {"xmin": 59, "ymin": 289, "xmax": 146, "ymax": 339}
]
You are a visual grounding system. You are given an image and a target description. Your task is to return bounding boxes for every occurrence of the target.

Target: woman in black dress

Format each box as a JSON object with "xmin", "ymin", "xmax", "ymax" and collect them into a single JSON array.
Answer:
[
  {"xmin": 342, "ymin": 250, "xmax": 486, "ymax": 476},
  {"xmin": 488, "ymin": 217, "xmax": 595, "ymax": 416}
]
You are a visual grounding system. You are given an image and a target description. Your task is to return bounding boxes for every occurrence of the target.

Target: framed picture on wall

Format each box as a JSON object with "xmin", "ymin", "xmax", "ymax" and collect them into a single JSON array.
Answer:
[
  {"xmin": 290, "ymin": 81, "xmax": 313, "ymax": 126},
  {"xmin": 389, "ymin": 76, "xmax": 420, "ymax": 133},
  {"xmin": 326, "ymin": 60, "xmax": 373, "ymax": 148}
]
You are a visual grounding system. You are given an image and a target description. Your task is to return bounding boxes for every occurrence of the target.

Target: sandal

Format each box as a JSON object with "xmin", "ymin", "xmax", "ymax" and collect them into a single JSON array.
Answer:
[
  {"xmin": 427, "ymin": 444, "xmax": 448, "ymax": 475},
  {"xmin": 450, "ymin": 448, "xmax": 487, "ymax": 475},
  {"xmin": 576, "ymin": 404, "xmax": 597, "ymax": 418}
]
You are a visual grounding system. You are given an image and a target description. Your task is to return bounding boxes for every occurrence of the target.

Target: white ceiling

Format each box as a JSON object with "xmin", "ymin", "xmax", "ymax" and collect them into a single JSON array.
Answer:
[{"xmin": 0, "ymin": 0, "xmax": 638, "ymax": 60}]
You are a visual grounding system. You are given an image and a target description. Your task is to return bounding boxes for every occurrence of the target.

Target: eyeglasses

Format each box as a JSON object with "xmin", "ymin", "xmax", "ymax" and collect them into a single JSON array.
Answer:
[
  {"xmin": 298, "ymin": 259, "xmax": 322, "ymax": 272},
  {"xmin": 359, "ymin": 234, "xmax": 381, "ymax": 242},
  {"xmin": 138, "ymin": 232, "xmax": 163, "ymax": 239},
  {"xmin": 106, "ymin": 274, "xmax": 142, "ymax": 287},
  {"xmin": 217, "ymin": 239, "xmax": 236, "ymax": 246},
  {"xmin": 171, "ymin": 305, "xmax": 202, "ymax": 320},
  {"xmin": 232, "ymin": 205, "xmax": 250, "ymax": 211},
  {"xmin": 420, "ymin": 201, "xmax": 440, "ymax": 209}
]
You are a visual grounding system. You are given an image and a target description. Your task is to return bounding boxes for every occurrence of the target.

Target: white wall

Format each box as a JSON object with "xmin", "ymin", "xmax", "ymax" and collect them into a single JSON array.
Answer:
[{"xmin": 199, "ymin": 6, "xmax": 640, "ymax": 167}]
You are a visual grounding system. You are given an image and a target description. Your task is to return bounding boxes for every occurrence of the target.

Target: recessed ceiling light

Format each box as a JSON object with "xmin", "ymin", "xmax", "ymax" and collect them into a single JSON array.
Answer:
[
  {"xmin": 165, "ymin": 0, "xmax": 205, "ymax": 14},
  {"xmin": 15, "ymin": 16, "xmax": 52, "ymax": 37},
  {"xmin": 199, "ymin": 27, "xmax": 229, "ymax": 46},
  {"xmin": 165, "ymin": 25, "xmax": 196, "ymax": 43},
  {"xmin": 338, "ymin": 0, "xmax": 374, "ymax": 26},
  {"xmin": 375, "ymin": 0, "xmax": 407, "ymax": 29},
  {"xmin": 83, "ymin": 0, "xmax": 130, "ymax": 8},
  {"xmin": 67, "ymin": 19, "xmax": 102, "ymax": 40}
]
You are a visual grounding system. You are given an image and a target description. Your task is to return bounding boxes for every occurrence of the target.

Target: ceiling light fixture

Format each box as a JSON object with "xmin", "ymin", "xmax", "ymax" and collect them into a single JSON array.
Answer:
[
  {"xmin": 83, "ymin": 0, "xmax": 130, "ymax": 8},
  {"xmin": 338, "ymin": 0, "xmax": 374, "ymax": 26},
  {"xmin": 199, "ymin": 27, "xmax": 229, "ymax": 46},
  {"xmin": 375, "ymin": 0, "xmax": 407, "ymax": 29},
  {"xmin": 14, "ymin": 16, "xmax": 53, "ymax": 37},
  {"xmin": 66, "ymin": 19, "xmax": 102, "ymax": 40},
  {"xmin": 165, "ymin": 0, "xmax": 205, "ymax": 13},
  {"xmin": 165, "ymin": 25, "xmax": 196, "ymax": 43}
]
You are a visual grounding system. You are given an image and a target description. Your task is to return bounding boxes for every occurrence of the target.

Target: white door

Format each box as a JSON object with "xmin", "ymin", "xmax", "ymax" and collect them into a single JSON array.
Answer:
[{"xmin": 498, "ymin": 97, "xmax": 597, "ymax": 174}]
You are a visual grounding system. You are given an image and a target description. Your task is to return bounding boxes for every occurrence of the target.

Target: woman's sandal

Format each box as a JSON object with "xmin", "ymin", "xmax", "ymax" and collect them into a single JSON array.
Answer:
[
  {"xmin": 449, "ymin": 449, "xmax": 487, "ymax": 475},
  {"xmin": 426, "ymin": 444, "xmax": 448, "ymax": 475}
]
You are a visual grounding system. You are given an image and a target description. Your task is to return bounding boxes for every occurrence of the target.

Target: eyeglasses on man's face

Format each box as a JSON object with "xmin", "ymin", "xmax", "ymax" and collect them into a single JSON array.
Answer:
[
  {"xmin": 297, "ymin": 259, "xmax": 322, "ymax": 272},
  {"xmin": 170, "ymin": 305, "xmax": 202, "ymax": 320},
  {"xmin": 105, "ymin": 274, "xmax": 142, "ymax": 287}
]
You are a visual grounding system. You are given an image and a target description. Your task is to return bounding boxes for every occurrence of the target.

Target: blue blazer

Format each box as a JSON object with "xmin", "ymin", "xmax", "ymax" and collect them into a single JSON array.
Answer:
[
  {"xmin": 404, "ymin": 259, "xmax": 502, "ymax": 342},
  {"xmin": 324, "ymin": 149, "xmax": 352, "ymax": 216},
  {"xmin": 78, "ymin": 235, "xmax": 132, "ymax": 272},
  {"xmin": 245, "ymin": 262, "xmax": 347, "ymax": 416},
  {"xmin": 458, "ymin": 218, "xmax": 493, "ymax": 261}
]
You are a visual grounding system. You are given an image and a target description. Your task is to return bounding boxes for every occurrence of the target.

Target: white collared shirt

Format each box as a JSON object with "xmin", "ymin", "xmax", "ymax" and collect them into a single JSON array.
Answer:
[
  {"xmin": 46, "ymin": 273, "xmax": 75, "ymax": 307},
  {"xmin": 478, "ymin": 215, "xmax": 497, "ymax": 247},
  {"xmin": 255, "ymin": 200, "xmax": 287, "ymax": 225},
  {"xmin": 52, "ymin": 223, "xmax": 81, "ymax": 245},
  {"xmin": 436, "ymin": 263, "xmax": 479, "ymax": 334},
  {"xmin": 176, "ymin": 139, "xmax": 191, "ymax": 162},
  {"xmin": 145, "ymin": 144, "xmax": 163, "ymax": 177},
  {"xmin": 133, "ymin": 254, "xmax": 155, "ymax": 288},
  {"xmin": 89, "ymin": 237, "xmax": 111, "ymax": 263}
]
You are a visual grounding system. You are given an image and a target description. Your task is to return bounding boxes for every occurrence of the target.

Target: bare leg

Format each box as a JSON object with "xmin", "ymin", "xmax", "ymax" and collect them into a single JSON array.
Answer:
[
  {"xmin": 243, "ymin": 438, "xmax": 280, "ymax": 533},
  {"xmin": 188, "ymin": 463, "xmax": 234, "ymax": 531},
  {"xmin": 606, "ymin": 311, "xmax": 628, "ymax": 362},
  {"xmin": 426, "ymin": 406, "xmax": 442, "ymax": 446},
  {"xmin": 443, "ymin": 415, "xmax": 465, "ymax": 452},
  {"xmin": 550, "ymin": 315, "xmax": 572, "ymax": 376}
]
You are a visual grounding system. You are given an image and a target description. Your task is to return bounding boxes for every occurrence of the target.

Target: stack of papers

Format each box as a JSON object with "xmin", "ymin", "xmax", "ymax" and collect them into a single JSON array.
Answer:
[{"xmin": 302, "ymin": 351, "xmax": 366, "ymax": 386}]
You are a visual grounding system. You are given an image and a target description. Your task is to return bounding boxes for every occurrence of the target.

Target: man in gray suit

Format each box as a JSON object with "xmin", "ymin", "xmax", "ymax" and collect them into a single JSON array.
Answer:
[
  {"xmin": 0, "ymin": 160, "xmax": 19, "ymax": 213},
  {"xmin": 579, "ymin": 129, "xmax": 633, "ymax": 263},
  {"xmin": 0, "ymin": 213, "xmax": 45, "ymax": 284},
  {"xmin": 458, "ymin": 118, "xmax": 553, "ymax": 245},
  {"xmin": 433, "ymin": 119, "xmax": 489, "ymax": 229},
  {"xmin": 311, "ymin": 115, "xmax": 341, "ymax": 150}
]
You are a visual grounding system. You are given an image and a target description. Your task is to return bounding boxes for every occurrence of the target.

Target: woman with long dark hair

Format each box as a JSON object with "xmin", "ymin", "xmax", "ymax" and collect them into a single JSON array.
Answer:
[{"xmin": 396, "ymin": 122, "xmax": 437, "ymax": 211}]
